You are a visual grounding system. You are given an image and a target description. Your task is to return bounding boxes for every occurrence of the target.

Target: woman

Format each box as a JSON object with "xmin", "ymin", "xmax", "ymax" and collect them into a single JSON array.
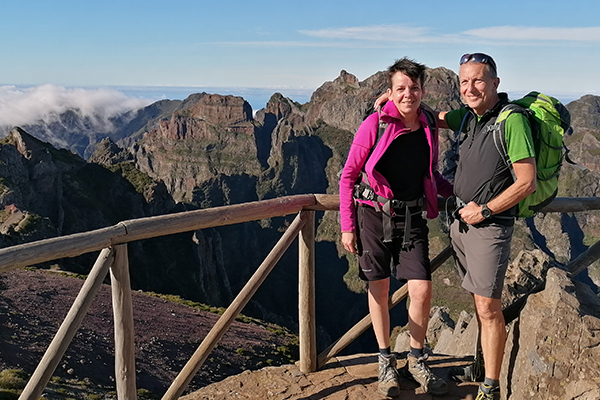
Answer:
[{"xmin": 339, "ymin": 57, "xmax": 452, "ymax": 398}]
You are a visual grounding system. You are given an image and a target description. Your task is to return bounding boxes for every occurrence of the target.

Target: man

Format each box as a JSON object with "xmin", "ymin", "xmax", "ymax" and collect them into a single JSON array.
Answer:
[{"xmin": 439, "ymin": 53, "xmax": 537, "ymax": 399}]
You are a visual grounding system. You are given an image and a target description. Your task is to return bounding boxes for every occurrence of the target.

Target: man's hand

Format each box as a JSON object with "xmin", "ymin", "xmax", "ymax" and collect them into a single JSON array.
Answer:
[
  {"xmin": 458, "ymin": 201, "xmax": 486, "ymax": 225},
  {"xmin": 374, "ymin": 92, "xmax": 390, "ymax": 109},
  {"xmin": 341, "ymin": 232, "xmax": 358, "ymax": 254}
]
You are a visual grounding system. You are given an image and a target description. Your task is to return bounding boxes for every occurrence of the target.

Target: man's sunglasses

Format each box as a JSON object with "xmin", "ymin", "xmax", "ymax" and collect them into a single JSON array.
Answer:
[{"xmin": 459, "ymin": 53, "xmax": 497, "ymax": 74}]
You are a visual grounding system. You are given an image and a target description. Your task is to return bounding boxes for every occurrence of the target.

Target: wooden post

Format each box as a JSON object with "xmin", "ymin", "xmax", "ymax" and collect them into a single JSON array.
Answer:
[
  {"xmin": 110, "ymin": 244, "xmax": 137, "ymax": 400},
  {"xmin": 18, "ymin": 248, "xmax": 114, "ymax": 400},
  {"xmin": 161, "ymin": 211, "xmax": 309, "ymax": 400},
  {"xmin": 317, "ymin": 246, "xmax": 453, "ymax": 369},
  {"xmin": 299, "ymin": 210, "xmax": 317, "ymax": 373}
]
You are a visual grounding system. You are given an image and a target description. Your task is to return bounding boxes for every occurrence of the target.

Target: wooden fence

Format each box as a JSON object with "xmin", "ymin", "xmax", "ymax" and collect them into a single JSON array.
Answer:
[{"xmin": 0, "ymin": 195, "xmax": 598, "ymax": 400}]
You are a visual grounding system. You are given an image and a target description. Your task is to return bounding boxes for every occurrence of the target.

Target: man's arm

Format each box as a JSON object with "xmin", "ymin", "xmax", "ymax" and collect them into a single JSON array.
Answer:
[
  {"xmin": 459, "ymin": 157, "xmax": 537, "ymax": 225},
  {"xmin": 437, "ymin": 111, "xmax": 449, "ymax": 129}
]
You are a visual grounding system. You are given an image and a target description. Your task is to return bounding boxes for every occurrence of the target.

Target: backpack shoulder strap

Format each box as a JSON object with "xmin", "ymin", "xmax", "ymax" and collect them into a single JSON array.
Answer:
[
  {"xmin": 359, "ymin": 109, "xmax": 388, "ymax": 184},
  {"xmin": 365, "ymin": 108, "xmax": 387, "ymax": 165},
  {"xmin": 420, "ymin": 107, "xmax": 436, "ymax": 135},
  {"xmin": 492, "ymin": 104, "xmax": 532, "ymax": 175},
  {"xmin": 453, "ymin": 109, "xmax": 472, "ymax": 159}
]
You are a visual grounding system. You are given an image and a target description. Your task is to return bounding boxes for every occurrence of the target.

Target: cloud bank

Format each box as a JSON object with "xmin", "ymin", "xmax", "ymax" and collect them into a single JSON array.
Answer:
[{"xmin": 0, "ymin": 84, "xmax": 151, "ymax": 129}]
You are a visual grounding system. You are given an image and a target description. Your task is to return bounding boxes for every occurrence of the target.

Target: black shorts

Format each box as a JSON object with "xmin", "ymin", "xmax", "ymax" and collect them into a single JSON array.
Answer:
[{"xmin": 356, "ymin": 204, "xmax": 431, "ymax": 282}]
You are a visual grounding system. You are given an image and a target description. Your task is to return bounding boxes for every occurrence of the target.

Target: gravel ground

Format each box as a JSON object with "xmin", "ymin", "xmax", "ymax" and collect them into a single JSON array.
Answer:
[{"xmin": 0, "ymin": 268, "xmax": 298, "ymax": 399}]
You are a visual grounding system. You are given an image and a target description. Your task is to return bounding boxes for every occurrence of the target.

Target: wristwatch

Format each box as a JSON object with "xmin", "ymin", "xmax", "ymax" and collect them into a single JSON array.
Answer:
[{"xmin": 481, "ymin": 204, "xmax": 493, "ymax": 219}]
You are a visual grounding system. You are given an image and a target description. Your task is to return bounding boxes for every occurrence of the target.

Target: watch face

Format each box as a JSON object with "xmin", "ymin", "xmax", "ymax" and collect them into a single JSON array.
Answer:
[{"xmin": 482, "ymin": 206, "xmax": 492, "ymax": 219}]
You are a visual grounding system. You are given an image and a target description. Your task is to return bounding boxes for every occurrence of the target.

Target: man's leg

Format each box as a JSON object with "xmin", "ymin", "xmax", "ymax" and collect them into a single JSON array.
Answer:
[
  {"xmin": 473, "ymin": 294, "xmax": 505, "ymax": 379},
  {"xmin": 474, "ymin": 293, "xmax": 505, "ymax": 400}
]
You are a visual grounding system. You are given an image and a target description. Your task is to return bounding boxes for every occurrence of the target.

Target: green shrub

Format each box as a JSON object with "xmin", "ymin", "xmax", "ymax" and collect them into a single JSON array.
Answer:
[
  {"xmin": 137, "ymin": 388, "xmax": 158, "ymax": 399},
  {"xmin": 0, "ymin": 370, "xmax": 28, "ymax": 390}
]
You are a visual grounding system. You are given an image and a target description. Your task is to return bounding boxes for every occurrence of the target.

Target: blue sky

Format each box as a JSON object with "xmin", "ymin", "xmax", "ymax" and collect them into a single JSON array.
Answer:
[{"xmin": 1, "ymin": 0, "xmax": 599, "ymax": 110}]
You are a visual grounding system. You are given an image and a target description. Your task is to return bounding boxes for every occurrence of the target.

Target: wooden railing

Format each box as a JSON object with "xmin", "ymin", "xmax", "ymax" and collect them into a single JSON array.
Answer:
[{"xmin": 0, "ymin": 195, "xmax": 599, "ymax": 400}]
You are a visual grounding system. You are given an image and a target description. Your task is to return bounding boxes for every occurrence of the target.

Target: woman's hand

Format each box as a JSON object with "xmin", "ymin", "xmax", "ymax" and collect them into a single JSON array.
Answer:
[
  {"xmin": 374, "ymin": 92, "xmax": 390, "ymax": 109},
  {"xmin": 341, "ymin": 231, "xmax": 358, "ymax": 254}
]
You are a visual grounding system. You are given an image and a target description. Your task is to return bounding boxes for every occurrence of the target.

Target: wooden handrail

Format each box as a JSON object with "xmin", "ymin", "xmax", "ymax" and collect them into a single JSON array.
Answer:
[
  {"xmin": 0, "ymin": 195, "xmax": 316, "ymax": 272},
  {"xmin": 4, "ymin": 194, "xmax": 600, "ymax": 400},
  {"xmin": 1, "ymin": 195, "xmax": 598, "ymax": 273}
]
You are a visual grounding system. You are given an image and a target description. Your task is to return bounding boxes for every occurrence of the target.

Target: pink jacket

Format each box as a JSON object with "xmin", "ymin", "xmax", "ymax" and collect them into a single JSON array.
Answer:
[{"xmin": 339, "ymin": 101, "xmax": 453, "ymax": 232}]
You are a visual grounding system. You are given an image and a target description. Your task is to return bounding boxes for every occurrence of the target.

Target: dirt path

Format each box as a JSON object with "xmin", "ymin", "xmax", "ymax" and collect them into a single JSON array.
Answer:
[{"xmin": 181, "ymin": 353, "xmax": 480, "ymax": 400}]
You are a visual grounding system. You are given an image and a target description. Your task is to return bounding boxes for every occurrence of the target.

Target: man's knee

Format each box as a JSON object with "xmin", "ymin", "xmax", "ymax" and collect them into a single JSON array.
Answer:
[{"xmin": 474, "ymin": 295, "xmax": 503, "ymax": 322}]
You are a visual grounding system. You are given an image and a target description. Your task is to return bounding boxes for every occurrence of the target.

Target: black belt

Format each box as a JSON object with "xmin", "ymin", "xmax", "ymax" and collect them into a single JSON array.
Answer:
[{"xmin": 362, "ymin": 197, "xmax": 424, "ymax": 247}]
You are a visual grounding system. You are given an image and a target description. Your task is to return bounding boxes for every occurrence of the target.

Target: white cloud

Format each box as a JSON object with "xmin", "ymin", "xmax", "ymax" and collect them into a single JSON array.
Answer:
[
  {"xmin": 298, "ymin": 25, "xmax": 431, "ymax": 42},
  {"xmin": 462, "ymin": 26, "xmax": 600, "ymax": 41},
  {"xmin": 0, "ymin": 84, "xmax": 151, "ymax": 129}
]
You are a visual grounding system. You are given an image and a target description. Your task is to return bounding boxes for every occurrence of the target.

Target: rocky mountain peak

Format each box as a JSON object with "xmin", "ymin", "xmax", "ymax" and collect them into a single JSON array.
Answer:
[
  {"xmin": 333, "ymin": 70, "xmax": 359, "ymax": 87},
  {"xmin": 5, "ymin": 126, "xmax": 52, "ymax": 161},
  {"xmin": 179, "ymin": 93, "xmax": 253, "ymax": 126},
  {"xmin": 89, "ymin": 138, "xmax": 133, "ymax": 166},
  {"xmin": 262, "ymin": 93, "xmax": 295, "ymax": 120}
]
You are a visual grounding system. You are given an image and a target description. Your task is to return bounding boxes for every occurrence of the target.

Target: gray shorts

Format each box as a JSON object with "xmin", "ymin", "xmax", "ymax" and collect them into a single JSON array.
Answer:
[{"xmin": 450, "ymin": 219, "xmax": 513, "ymax": 299}]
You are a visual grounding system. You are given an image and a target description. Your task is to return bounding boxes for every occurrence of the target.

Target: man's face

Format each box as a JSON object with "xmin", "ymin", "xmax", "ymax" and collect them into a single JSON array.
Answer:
[
  {"xmin": 387, "ymin": 72, "xmax": 423, "ymax": 118},
  {"xmin": 459, "ymin": 62, "xmax": 499, "ymax": 116}
]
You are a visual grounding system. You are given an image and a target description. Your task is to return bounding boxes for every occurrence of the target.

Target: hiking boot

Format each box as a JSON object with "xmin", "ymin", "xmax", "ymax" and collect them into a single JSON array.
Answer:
[
  {"xmin": 475, "ymin": 383, "xmax": 500, "ymax": 400},
  {"xmin": 377, "ymin": 354, "xmax": 400, "ymax": 398},
  {"xmin": 403, "ymin": 353, "xmax": 448, "ymax": 395},
  {"xmin": 449, "ymin": 356, "xmax": 485, "ymax": 383}
]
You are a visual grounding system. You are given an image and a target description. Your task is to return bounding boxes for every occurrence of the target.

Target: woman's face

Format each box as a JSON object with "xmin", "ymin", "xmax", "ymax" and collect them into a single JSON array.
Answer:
[{"xmin": 387, "ymin": 71, "xmax": 423, "ymax": 118}]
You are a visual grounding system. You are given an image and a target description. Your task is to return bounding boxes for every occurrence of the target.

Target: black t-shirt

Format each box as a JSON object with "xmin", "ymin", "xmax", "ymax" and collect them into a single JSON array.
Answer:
[{"xmin": 375, "ymin": 126, "xmax": 429, "ymax": 201}]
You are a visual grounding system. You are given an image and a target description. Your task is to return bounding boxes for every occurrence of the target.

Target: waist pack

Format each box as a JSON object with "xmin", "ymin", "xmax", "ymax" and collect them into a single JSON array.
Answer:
[{"xmin": 492, "ymin": 91, "xmax": 576, "ymax": 218}]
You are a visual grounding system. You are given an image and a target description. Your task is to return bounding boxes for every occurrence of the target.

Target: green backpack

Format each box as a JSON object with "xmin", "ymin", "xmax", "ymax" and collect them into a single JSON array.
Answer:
[{"xmin": 492, "ymin": 91, "xmax": 574, "ymax": 218}]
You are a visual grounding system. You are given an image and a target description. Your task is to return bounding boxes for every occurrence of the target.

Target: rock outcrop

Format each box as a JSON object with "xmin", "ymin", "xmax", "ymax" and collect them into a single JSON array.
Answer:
[{"xmin": 501, "ymin": 267, "xmax": 600, "ymax": 400}]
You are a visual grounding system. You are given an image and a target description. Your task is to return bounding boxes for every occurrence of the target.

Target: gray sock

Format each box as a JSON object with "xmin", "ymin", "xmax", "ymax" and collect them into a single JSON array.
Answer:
[
  {"xmin": 409, "ymin": 346, "xmax": 424, "ymax": 358},
  {"xmin": 482, "ymin": 378, "xmax": 499, "ymax": 392},
  {"xmin": 379, "ymin": 347, "xmax": 391, "ymax": 357}
]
